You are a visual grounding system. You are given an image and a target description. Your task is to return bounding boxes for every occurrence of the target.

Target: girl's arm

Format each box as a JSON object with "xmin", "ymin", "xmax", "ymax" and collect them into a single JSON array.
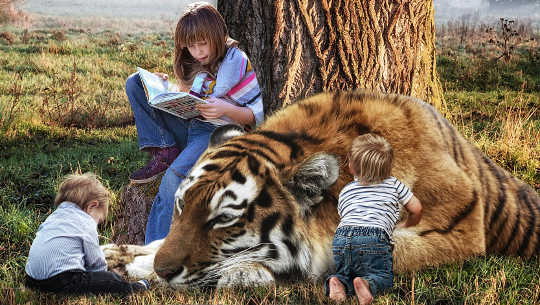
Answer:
[
  {"xmin": 197, "ymin": 97, "xmax": 255, "ymax": 125},
  {"xmin": 211, "ymin": 48, "xmax": 246, "ymax": 97},
  {"xmin": 200, "ymin": 48, "xmax": 262, "ymax": 125}
]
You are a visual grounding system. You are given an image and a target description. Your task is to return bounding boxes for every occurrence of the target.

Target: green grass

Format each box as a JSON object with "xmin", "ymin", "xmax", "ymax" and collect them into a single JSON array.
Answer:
[
  {"xmin": 0, "ymin": 27, "xmax": 539, "ymax": 305},
  {"xmin": 0, "ymin": 29, "xmax": 173, "ymax": 129},
  {"xmin": 437, "ymin": 53, "xmax": 540, "ymax": 93}
]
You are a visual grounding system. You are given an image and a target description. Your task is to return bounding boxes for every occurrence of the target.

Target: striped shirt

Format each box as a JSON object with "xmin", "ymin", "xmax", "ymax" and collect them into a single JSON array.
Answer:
[
  {"xmin": 190, "ymin": 47, "xmax": 264, "ymax": 126},
  {"xmin": 337, "ymin": 177, "xmax": 413, "ymax": 241},
  {"xmin": 25, "ymin": 202, "xmax": 107, "ymax": 280}
]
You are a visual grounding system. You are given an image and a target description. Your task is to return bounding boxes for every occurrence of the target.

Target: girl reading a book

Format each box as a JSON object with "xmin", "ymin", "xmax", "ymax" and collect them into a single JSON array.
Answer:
[{"xmin": 125, "ymin": 1, "xmax": 264, "ymax": 244}]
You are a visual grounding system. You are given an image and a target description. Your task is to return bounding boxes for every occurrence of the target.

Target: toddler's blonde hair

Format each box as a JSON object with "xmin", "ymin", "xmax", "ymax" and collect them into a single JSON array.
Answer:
[
  {"xmin": 349, "ymin": 133, "xmax": 393, "ymax": 184},
  {"xmin": 54, "ymin": 173, "xmax": 110, "ymax": 209}
]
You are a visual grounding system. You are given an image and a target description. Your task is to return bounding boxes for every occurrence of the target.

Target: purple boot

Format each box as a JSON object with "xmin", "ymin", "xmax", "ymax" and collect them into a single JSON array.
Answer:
[{"xmin": 129, "ymin": 147, "xmax": 180, "ymax": 184}]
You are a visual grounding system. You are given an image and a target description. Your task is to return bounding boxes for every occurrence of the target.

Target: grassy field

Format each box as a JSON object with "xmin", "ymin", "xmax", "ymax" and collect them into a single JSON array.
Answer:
[{"xmin": 0, "ymin": 18, "xmax": 539, "ymax": 305}]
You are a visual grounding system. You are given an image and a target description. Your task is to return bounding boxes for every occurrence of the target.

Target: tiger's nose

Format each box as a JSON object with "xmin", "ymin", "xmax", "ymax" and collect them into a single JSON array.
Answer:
[{"xmin": 155, "ymin": 265, "xmax": 184, "ymax": 281}]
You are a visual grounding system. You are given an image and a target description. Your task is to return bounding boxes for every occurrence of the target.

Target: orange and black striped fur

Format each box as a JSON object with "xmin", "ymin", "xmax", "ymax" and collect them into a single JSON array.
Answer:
[{"xmin": 109, "ymin": 91, "xmax": 539, "ymax": 288}]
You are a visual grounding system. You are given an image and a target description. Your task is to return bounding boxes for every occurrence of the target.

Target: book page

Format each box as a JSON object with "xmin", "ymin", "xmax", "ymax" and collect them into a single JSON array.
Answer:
[
  {"xmin": 137, "ymin": 67, "xmax": 168, "ymax": 101},
  {"xmin": 137, "ymin": 66, "xmax": 230, "ymax": 126},
  {"xmin": 150, "ymin": 94, "xmax": 205, "ymax": 119}
]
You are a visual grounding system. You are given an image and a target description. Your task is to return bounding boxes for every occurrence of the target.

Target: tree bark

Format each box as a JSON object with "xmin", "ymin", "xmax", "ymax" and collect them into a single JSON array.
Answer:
[
  {"xmin": 218, "ymin": 0, "xmax": 445, "ymax": 114},
  {"xmin": 112, "ymin": 178, "xmax": 161, "ymax": 245}
]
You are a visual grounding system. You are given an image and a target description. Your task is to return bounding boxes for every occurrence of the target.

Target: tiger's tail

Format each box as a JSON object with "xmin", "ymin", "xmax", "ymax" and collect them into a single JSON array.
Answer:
[{"xmin": 481, "ymin": 154, "xmax": 540, "ymax": 257}]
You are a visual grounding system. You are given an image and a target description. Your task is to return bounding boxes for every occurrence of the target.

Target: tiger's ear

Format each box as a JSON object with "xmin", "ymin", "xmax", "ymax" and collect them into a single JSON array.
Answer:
[
  {"xmin": 286, "ymin": 153, "xmax": 340, "ymax": 217},
  {"xmin": 209, "ymin": 124, "xmax": 245, "ymax": 147}
]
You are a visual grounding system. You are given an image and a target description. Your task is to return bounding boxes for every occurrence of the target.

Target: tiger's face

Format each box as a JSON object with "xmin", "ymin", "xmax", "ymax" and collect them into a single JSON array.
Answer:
[{"xmin": 153, "ymin": 125, "xmax": 341, "ymax": 288}]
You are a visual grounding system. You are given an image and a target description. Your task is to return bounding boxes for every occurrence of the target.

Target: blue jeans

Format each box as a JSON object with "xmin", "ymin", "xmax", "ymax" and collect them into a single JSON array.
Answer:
[
  {"xmin": 125, "ymin": 73, "xmax": 217, "ymax": 244},
  {"xmin": 326, "ymin": 226, "xmax": 394, "ymax": 297}
]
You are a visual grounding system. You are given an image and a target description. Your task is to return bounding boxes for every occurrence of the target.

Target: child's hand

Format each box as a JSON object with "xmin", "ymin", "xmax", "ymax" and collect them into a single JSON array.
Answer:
[
  {"xmin": 197, "ymin": 97, "xmax": 232, "ymax": 119},
  {"xmin": 153, "ymin": 72, "xmax": 168, "ymax": 81}
]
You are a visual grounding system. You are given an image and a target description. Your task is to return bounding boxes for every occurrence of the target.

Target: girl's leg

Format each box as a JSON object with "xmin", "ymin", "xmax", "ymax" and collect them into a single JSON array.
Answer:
[
  {"xmin": 125, "ymin": 72, "xmax": 178, "ymax": 150},
  {"xmin": 126, "ymin": 73, "xmax": 184, "ymax": 182},
  {"xmin": 145, "ymin": 120, "xmax": 217, "ymax": 244}
]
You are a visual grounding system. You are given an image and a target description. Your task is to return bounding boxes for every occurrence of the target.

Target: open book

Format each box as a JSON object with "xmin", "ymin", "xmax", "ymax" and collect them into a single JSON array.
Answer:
[{"xmin": 137, "ymin": 67, "xmax": 228, "ymax": 125}]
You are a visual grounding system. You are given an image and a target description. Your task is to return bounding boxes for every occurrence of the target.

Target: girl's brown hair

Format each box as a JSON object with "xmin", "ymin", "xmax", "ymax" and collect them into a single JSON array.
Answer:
[
  {"xmin": 349, "ymin": 133, "xmax": 394, "ymax": 184},
  {"xmin": 174, "ymin": 2, "xmax": 238, "ymax": 87},
  {"xmin": 54, "ymin": 173, "xmax": 110, "ymax": 209}
]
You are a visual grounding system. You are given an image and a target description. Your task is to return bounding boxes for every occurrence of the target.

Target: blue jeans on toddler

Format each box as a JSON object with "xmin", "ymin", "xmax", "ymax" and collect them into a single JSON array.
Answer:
[
  {"xmin": 125, "ymin": 73, "xmax": 218, "ymax": 244},
  {"xmin": 326, "ymin": 226, "xmax": 394, "ymax": 297}
]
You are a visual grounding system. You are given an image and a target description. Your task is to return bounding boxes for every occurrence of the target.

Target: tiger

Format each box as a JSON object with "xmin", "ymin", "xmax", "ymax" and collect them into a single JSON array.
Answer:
[{"xmin": 102, "ymin": 90, "xmax": 540, "ymax": 288}]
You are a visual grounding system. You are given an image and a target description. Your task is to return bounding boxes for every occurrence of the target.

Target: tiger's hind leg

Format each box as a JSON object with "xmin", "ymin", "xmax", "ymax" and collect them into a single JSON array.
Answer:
[
  {"xmin": 392, "ymin": 198, "xmax": 487, "ymax": 272},
  {"xmin": 392, "ymin": 158, "xmax": 487, "ymax": 272}
]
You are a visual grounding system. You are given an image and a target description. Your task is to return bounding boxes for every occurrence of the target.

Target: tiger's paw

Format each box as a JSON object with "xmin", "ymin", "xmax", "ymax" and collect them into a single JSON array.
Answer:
[
  {"xmin": 101, "ymin": 240, "xmax": 164, "ymax": 281},
  {"xmin": 216, "ymin": 264, "xmax": 275, "ymax": 288},
  {"xmin": 125, "ymin": 251, "xmax": 159, "ymax": 282},
  {"xmin": 101, "ymin": 243, "xmax": 135, "ymax": 276}
]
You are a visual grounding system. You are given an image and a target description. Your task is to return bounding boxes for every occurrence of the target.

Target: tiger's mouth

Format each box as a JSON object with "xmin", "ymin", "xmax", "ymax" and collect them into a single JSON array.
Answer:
[
  {"xmin": 168, "ymin": 272, "xmax": 219, "ymax": 288},
  {"xmin": 166, "ymin": 243, "xmax": 275, "ymax": 288}
]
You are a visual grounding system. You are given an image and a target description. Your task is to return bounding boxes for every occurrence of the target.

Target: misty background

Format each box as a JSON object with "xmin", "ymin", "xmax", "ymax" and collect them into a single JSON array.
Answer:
[
  {"xmin": 435, "ymin": 0, "xmax": 540, "ymax": 26},
  {"xmin": 14, "ymin": 0, "xmax": 540, "ymax": 33},
  {"xmin": 17, "ymin": 0, "xmax": 217, "ymax": 33}
]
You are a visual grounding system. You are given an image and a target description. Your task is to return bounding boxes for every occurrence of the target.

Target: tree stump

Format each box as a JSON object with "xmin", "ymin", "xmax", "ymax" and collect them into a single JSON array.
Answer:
[{"xmin": 111, "ymin": 175, "xmax": 162, "ymax": 245}]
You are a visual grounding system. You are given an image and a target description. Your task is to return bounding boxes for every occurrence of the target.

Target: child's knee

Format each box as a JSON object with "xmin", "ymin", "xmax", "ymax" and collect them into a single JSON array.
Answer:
[{"xmin": 126, "ymin": 73, "xmax": 142, "ymax": 92}]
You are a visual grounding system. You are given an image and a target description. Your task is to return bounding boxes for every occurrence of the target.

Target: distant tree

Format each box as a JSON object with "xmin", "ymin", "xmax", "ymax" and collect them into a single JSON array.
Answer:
[{"xmin": 218, "ymin": 0, "xmax": 445, "ymax": 114}]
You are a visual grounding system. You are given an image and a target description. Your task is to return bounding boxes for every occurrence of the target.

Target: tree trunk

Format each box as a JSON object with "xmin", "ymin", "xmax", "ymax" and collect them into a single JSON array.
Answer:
[{"xmin": 218, "ymin": 0, "xmax": 445, "ymax": 114}]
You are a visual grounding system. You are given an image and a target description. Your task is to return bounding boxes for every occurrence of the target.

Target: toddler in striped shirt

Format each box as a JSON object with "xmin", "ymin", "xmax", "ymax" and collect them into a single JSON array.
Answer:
[
  {"xmin": 25, "ymin": 173, "xmax": 149, "ymax": 295},
  {"xmin": 327, "ymin": 134, "xmax": 423, "ymax": 304}
]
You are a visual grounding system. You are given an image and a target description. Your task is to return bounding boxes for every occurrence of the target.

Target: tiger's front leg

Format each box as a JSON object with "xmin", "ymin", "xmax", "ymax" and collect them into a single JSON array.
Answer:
[
  {"xmin": 101, "ymin": 239, "xmax": 164, "ymax": 281},
  {"xmin": 216, "ymin": 263, "xmax": 275, "ymax": 288}
]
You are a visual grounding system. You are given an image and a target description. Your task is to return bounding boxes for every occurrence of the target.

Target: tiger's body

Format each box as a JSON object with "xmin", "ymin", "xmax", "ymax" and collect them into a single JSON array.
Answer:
[{"xmin": 103, "ymin": 91, "xmax": 540, "ymax": 288}]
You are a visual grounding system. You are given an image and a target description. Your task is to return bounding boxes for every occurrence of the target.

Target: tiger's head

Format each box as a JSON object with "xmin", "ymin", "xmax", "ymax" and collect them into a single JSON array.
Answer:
[{"xmin": 153, "ymin": 124, "xmax": 341, "ymax": 288}]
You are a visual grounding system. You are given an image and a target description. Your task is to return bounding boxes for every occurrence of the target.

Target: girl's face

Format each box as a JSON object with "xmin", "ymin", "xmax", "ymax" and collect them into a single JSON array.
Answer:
[{"xmin": 187, "ymin": 40, "xmax": 212, "ymax": 65}]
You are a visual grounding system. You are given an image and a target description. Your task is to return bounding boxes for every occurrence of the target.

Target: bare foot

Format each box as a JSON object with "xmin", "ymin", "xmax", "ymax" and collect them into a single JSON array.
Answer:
[
  {"xmin": 353, "ymin": 277, "xmax": 373, "ymax": 305},
  {"xmin": 328, "ymin": 277, "xmax": 346, "ymax": 303}
]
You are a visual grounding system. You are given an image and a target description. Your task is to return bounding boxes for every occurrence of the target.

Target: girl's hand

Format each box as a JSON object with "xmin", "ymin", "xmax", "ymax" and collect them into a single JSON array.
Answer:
[
  {"xmin": 197, "ymin": 97, "xmax": 232, "ymax": 119},
  {"xmin": 153, "ymin": 72, "xmax": 169, "ymax": 81}
]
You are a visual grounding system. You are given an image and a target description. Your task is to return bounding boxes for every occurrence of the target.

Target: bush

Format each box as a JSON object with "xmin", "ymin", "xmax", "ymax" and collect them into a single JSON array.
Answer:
[
  {"xmin": 38, "ymin": 62, "xmax": 134, "ymax": 129},
  {"xmin": 0, "ymin": 73, "xmax": 22, "ymax": 135},
  {"xmin": 0, "ymin": 0, "xmax": 25, "ymax": 25}
]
